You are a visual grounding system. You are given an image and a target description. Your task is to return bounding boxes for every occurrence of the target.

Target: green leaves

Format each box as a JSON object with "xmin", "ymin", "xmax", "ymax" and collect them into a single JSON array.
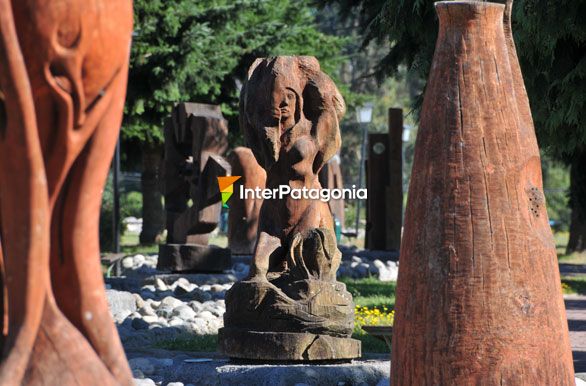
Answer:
[
  {"xmin": 124, "ymin": 0, "xmax": 345, "ymax": 144},
  {"xmin": 322, "ymin": 0, "xmax": 586, "ymax": 160}
]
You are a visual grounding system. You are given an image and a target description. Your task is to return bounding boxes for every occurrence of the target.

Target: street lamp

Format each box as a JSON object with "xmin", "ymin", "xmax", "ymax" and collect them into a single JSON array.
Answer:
[{"xmin": 354, "ymin": 102, "xmax": 373, "ymax": 239}]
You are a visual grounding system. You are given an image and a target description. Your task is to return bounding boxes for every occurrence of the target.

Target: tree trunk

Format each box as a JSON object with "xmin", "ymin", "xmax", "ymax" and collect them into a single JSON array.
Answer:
[
  {"xmin": 139, "ymin": 143, "xmax": 165, "ymax": 244},
  {"xmin": 566, "ymin": 148, "xmax": 586, "ymax": 253}
]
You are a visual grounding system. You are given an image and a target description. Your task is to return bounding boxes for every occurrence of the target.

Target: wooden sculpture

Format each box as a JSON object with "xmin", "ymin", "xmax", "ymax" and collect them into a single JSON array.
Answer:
[
  {"xmin": 391, "ymin": 1, "xmax": 574, "ymax": 384},
  {"xmin": 0, "ymin": 0, "xmax": 133, "ymax": 385},
  {"xmin": 158, "ymin": 103, "xmax": 232, "ymax": 272},
  {"xmin": 227, "ymin": 147, "xmax": 266, "ymax": 255},
  {"xmin": 219, "ymin": 56, "xmax": 360, "ymax": 361},
  {"xmin": 319, "ymin": 154, "xmax": 345, "ymax": 229}
]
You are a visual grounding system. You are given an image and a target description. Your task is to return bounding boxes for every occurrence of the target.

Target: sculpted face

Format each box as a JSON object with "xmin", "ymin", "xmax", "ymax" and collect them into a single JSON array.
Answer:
[{"xmin": 271, "ymin": 77, "xmax": 298, "ymax": 134}]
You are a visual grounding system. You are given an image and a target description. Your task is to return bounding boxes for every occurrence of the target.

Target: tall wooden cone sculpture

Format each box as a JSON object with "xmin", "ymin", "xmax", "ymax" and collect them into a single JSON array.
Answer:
[{"xmin": 391, "ymin": 1, "xmax": 574, "ymax": 384}]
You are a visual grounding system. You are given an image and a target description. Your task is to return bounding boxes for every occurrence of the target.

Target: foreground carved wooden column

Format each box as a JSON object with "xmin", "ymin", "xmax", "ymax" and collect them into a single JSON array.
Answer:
[
  {"xmin": 391, "ymin": 1, "xmax": 574, "ymax": 384},
  {"xmin": 0, "ymin": 1, "xmax": 133, "ymax": 385},
  {"xmin": 219, "ymin": 56, "xmax": 360, "ymax": 361}
]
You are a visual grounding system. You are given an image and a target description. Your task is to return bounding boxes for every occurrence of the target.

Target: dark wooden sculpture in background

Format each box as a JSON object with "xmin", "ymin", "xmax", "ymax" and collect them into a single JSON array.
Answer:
[
  {"xmin": 219, "ymin": 56, "xmax": 360, "ymax": 361},
  {"xmin": 391, "ymin": 1, "xmax": 574, "ymax": 384},
  {"xmin": 158, "ymin": 103, "xmax": 232, "ymax": 272},
  {"xmin": 0, "ymin": 0, "xmax": 134, "ymax": 385},
  {"xmin": 227, "ymin": 147, "xmax": 266, "ymax": 255}
]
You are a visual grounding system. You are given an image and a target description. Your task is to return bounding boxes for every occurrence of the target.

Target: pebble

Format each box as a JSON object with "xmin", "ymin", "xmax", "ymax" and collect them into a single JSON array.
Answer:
[
  {"xmin": 155, "ymin": 278, "xmax": 168, "ymax": 291},
  {"xmin": 142, "ymin": 315, "xmax": 159, "ymax": 324},
  {"xmin": 134, "ymin": 379, "xmax": 156, "ymax": 386},
  {"xmin": 139, "ymin": 305, "xmax": 156, "ymax": 317},
  {"xmin": 161, "ymin": 296, "xmax": 183, "ymax": 309},
  {"xmin": 172, "ymin": 305, "xmax": 197, "ymax": 321},
  {"xmin": 134, "ymin": 254, "xmax": 146, "ymax": 266},
  {"xmin": 122, "ymin": 257, "xmax": 134, "ymax": 269}
]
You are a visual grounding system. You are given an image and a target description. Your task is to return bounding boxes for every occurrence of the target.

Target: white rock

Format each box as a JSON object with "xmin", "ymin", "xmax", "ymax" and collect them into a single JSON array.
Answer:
[
  {"xmin": 166, "ymin": 382, "xmax": 184, "ymax": 386},
  {"xmin": 133, "ymin": 294, "xmax": 145, "ymax": 309},
  {"xmin": 174, "ymin": 277, "xmax": 191, "ymax": 287},
  {"xmin": 168, "ymin": 318, "xmax": 184, "ymax": 327},
  {"xmin": 122, "ymin": 257, "xmax": 134, "ymax": 269},
  {"xmin": 173, "ymin": 305, "xmax": 197, "ymax": 321},
  {"xmin": 133, "ymin": 254, "xmax": 146, "ymax": 266},
  {"xmin": 210, "ymin": 284, "xmax": 224, "ymax": 293},
  {"xmin": 139, "ymin": 305, "xmax": 156, "ymax": 317},
  {"xmin": 189, "ymin": 301, "xmax": 203, "ymax": 312},
  {"xmin": 114, "ymin": 309, "xmax": 132, "ymax": 323},
  {"xmin": 157, "ymin": 317, "xmax": 169, "ymax": 326},
  {"xmin": 200, "ymin": 284, "xmax": 211, "ymax": 291},
  {"xmin": 198, "ymin": 310, "xmax": 215, "ymax": 320},
  {"xmin": 155, "ymin": 278, "xmax": 168, "ymax": 291},
  {"xmin": 160, "ymin": 296, "xmax": 183, "ymax": 309},
  {"xmin": 148, "ymin": 299, "xmax": 161, "ymax": 309},
  {"xmin": 351, "ymin": 256, "xmax": 362, "ymax": 263},
  {"xmin": 142, "ymin": 315, "xmax": 159, "ymax": 324},
  {"xmin": 190, "ymin": 319, "xmax": 207, "ymax": 334},
  {"xmin": 134, "ymin": 378, "xmax": 156, "ymax": 386}
]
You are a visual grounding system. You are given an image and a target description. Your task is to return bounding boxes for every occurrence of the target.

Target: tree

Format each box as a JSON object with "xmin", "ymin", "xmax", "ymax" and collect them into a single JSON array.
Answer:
[
  {"xmin": 125, "ymin": 0, "xmax": 345, "ymax": 243},
  {"xmin": 321, "ymin": 0, "xmax": 586, "ymax": 252}
]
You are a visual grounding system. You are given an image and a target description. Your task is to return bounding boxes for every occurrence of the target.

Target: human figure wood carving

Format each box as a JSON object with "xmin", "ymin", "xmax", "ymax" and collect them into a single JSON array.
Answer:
[
  {"xmin": 0, "ymin": 1, "xmax": 133, "ymax": 385},
  {"xmin": 219, "ymin": 56, "xmax": 360, "ymax": 361},
  {"xmin": 227, "ymin": 147, "xmax": 266, "ymax": 255}
]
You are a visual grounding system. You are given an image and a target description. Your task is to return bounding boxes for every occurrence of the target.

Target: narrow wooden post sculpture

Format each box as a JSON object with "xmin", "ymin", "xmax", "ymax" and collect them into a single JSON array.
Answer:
[
  {"xmin": 391, "ymin": 1, "xmax": 574, "ymax": 384},
  {"xmin": 158, "ymin": 103, "xmax": 232, "ymax": 272},
  {"xmin": 219, "ymin": 56, "xmax": 360, "ymax": 361},
  {"xmin": 227, "ymin": 147, "xmax": 266, "ymax": 255},
  {"xmin": 0, "ymin": 1, "xmax": 133, "ymax": 385}
]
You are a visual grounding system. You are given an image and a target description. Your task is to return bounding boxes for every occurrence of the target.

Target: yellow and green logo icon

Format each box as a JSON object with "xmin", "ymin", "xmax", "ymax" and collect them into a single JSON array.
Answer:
[{"xmin": 217, "ymin": 176, "xmax": 241, "ymax": 208}]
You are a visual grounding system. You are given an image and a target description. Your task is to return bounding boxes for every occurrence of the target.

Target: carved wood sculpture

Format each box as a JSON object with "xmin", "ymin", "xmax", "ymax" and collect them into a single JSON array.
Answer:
[
  {"xmin": 391, "ymin": 1, "xmax": 574, "ymax": 384},
  {"xmin": 227, "ymin": 147, "xmax": 266, "ymax": 255},
  {"xmin": 219, "ymin": 56, "xmax": 360, "ymax": 361},
  {"xmin": 158, "ymin": 103, "xmax": 232, "ymax": 272},
  {"xmin": 319, "ymin": 154, "xmax": 345, "ymax": 230},
  {"xmin": 0, "ymin": 0, "xmax": 133, "ymax": 385}
]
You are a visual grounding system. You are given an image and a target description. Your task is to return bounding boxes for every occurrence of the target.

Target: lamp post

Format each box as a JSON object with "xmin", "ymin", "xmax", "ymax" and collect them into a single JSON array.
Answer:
[{"xmin": 355, "ymin": 103, "xmax": 373, "ymax": 239}]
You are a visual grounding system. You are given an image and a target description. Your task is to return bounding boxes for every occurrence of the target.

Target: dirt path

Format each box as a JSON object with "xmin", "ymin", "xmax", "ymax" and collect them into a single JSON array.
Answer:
[{"xmin": 565, "ymin": 295, "xmax": 586, "ymax": 373}]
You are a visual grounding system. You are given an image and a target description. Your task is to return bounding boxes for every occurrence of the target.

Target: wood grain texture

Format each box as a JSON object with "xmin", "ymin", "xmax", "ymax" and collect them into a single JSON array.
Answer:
[
  {"xmin": 391, "ymin": 2, "xmax": 574, "ymax": 384},
  {"xmin": 227, "ymin": 147, "xmax": 266, "ymax": 255},
  {"xmin": 221, "ymin": 57, "xmax": 360, "ymax": 361},
  {"xmin": 0, "ymin": 0, "xmax": 133, "ymax": 384}
]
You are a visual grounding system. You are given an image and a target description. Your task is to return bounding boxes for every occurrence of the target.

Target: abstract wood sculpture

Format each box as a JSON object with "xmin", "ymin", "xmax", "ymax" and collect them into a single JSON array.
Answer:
[
  {"xmin": 0, "ymin": 0, "xmax": 133, "ymax": 385},
  {"xmin": 391, "ymin": 1, "xmax": 574, "ymax": 384},
  {"xmin": 158, "ymin": 103, "xmax": 232, "ymax": 272},
  {"xmin": 219, "ymin": 56, "xmax": 360, "ymax": 360},
  {"xmin": 227, "ymin": 147, "xmax": 266, "ymax": 255}
]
